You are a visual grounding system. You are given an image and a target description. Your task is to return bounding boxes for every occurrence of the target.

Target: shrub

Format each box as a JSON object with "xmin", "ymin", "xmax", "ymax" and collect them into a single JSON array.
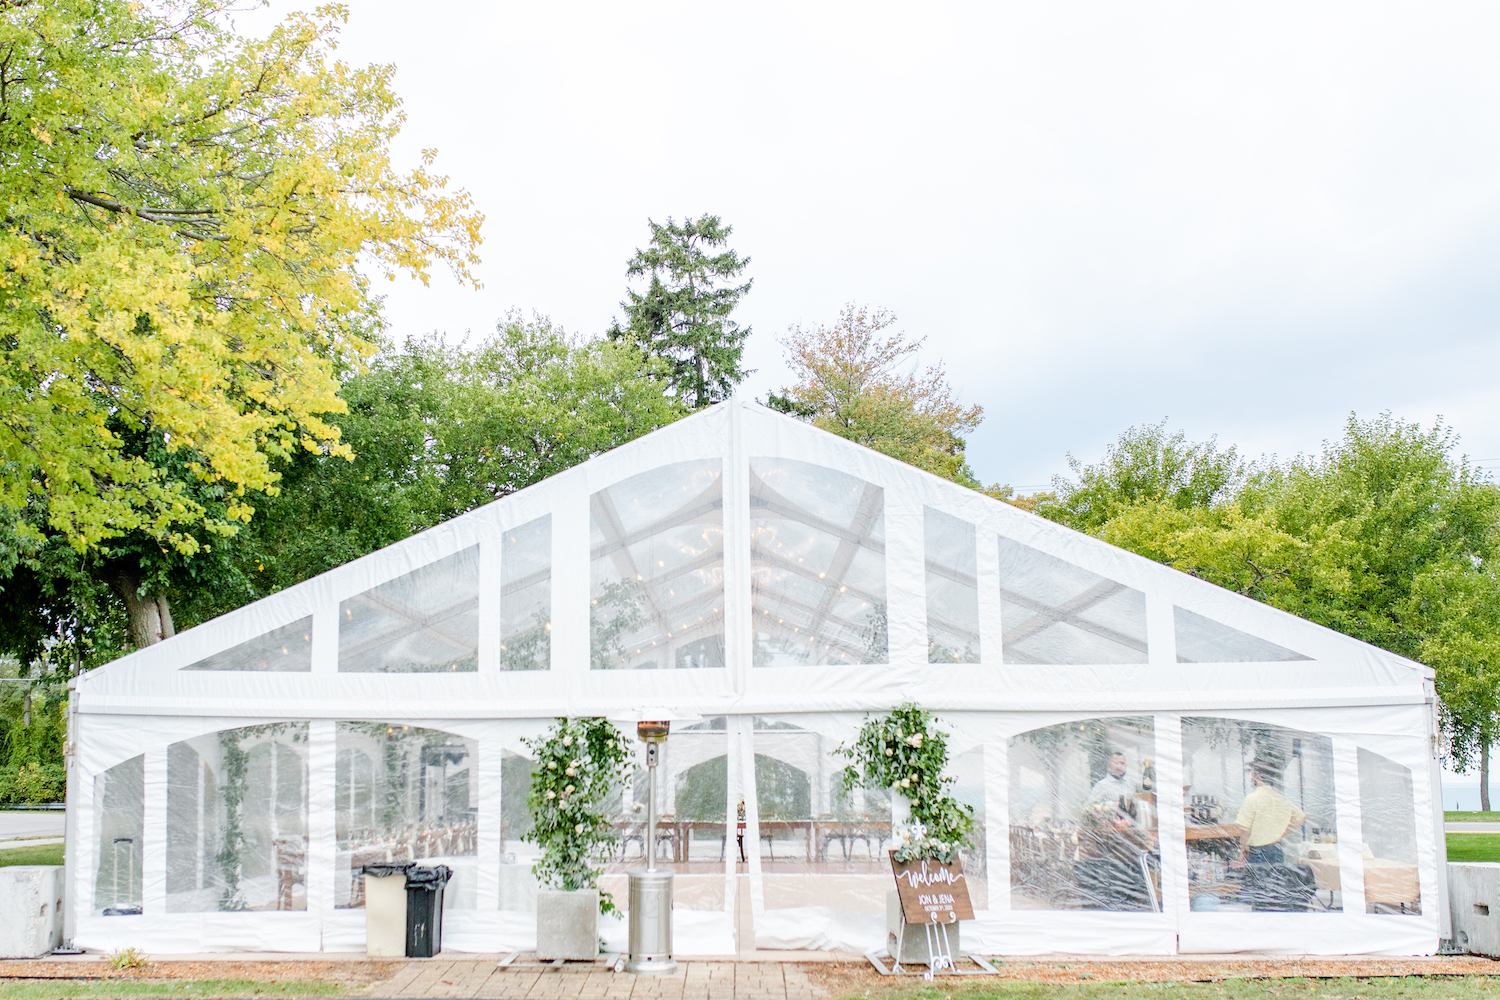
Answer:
[
  {"xmin": 108, "ymin": 947, "xmax": 149, "ymax": 969},
  {"xmin": 11, "ymin": 762, "xmax": 63, "ymax": 804},
  {"xmin": 837, "ymin": 702, "xmax": 974, "ymax": 862},
  {"xmin": 523, "ymin": 718, "xmax": 629, "ymax": 913}
]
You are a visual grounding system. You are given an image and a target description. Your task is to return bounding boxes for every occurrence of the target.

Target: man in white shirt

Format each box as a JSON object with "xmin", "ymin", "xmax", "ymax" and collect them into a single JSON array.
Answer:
[{"xmin": 1087, "ymin": 750, "xmax": 1136, "ymax": 823}]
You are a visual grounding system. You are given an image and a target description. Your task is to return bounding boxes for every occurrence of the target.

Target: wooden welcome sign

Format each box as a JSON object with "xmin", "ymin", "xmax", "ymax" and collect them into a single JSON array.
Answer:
[{"xmin": 890, "ymin": 852, "xmax": 974, "ymax": 924}]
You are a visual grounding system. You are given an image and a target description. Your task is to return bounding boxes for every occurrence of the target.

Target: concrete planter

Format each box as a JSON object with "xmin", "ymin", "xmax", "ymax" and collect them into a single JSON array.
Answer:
[
  {"xmin": 886, "ymin": 889, "xmax": 961, "ymax": 965},
  {"xmin": 537, "ymin": 889, "xmax": 600, "ymax": 961},
  {"xmin": 1449, "ymin": 862, "xmax": 1500, "ymax": 957},
  {"xmin": 0, "ymin": 866, "xmax": 63, "ymax": 959}
]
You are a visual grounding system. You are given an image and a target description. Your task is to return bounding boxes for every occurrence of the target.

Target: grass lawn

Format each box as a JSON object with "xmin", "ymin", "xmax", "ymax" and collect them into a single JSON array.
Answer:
[
  {"xmin": 0, "ymin": 841, "xmax": 63, "ymax": 867},
  {"xmin": 1446, "ymin": 832, "xmax": 1500, "ymax": 862},
  {"xmin": 1445, "ymin": 811, "xmax": 1500, "ymax": 822},
  {"xmin": 836, "ymin": 979, "xmax": 1500, "ymax": 1000},
  {"xmin": 0, "ymin": 980, "xmax": 353, "ymax": 999}
]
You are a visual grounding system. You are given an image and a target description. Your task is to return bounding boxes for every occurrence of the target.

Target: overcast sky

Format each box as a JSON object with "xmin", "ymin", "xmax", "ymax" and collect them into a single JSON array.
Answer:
[{"xmin": 242, "ymin": 1, "xmax": 1500, "ymax": 491}]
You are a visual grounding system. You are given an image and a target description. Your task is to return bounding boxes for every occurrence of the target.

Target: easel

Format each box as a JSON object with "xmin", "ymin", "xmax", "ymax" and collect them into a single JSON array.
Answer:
[
  {"xmin": 896, "ymin": 909, "xmax": 957, "ymax": 978},
  {"xmin": 866, "ymin": 912, "xmax": 999, "ymax": 980},
  {"xmin": 867, "ymin": 867, "xmax": 998, "ymax": 978}
]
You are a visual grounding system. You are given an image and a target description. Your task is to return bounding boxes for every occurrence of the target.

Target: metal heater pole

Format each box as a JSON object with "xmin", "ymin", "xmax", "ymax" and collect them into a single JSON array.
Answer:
[
  {"xmin": 627, "ymin": 722, "xmax": 676, "ymax": 974},
  {"xmin": 645, "ymin": 744, "xmax": 658, "ymax": 872}
]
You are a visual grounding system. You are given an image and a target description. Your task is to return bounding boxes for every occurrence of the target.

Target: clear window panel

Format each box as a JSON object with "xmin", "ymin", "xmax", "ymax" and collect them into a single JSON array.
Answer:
[
  {"xmin": 183, "ymin": 618, "xmax": 313, "ymax": 671},
  {"xmin": 1009, "ymin": 718, "xmax": 1159, "ymax": 911},
  {"xmin": 603, "ymin": 717, "xmax": 728, "ymax": 912},
  {"xmin": 499, "ymin": 748, "xmax": 539, "ymax": 912},
  {"xmin": 925, "ymin": 507, "xmax": 980, "ymax": 663},
  {"xmin": 951, "ymin": 746, "xmax": 988, "ymax": 907},
  {"xmin": 166, "ymin": 724, "xmax": 309, "ymax": 912},
  {"xmin": 754, "ymin": 717, "xmax": 890, "ymax": 932},
  {"xmin": 998, "ymin": 537, "xmax": 1148, "ymax": 664},
  {"xmin": 751, "ymin": 459, "xmax": 887, "ymax": 667},
  {"xmin": 1182, "ymin": 718, "xmax": 1340, "ymax": 912},
  {"xmin": 502, "ymin": 516, "xmax": 551, "ymax": 671},
  {"xmin": 1174, "ymin": 607, "xmax": 1309, "ymax": 663},
  {"xmin": 1358, "ymin": 749, "xmax": 1421, "ymax": 914},
  {"xmin": 339, "ymin": 548, "xmax": 479, "ymax": 673},
  {"xmin": 93, "ymin": 755, "xmax": 144, "ymax": 916},
  {"xmin": 335, "ymin": 723, "xmax": 479, "ymax": 910},
  {"xmin": 590, "ymin": 461, "xmax": 725, "ymax": 670}
]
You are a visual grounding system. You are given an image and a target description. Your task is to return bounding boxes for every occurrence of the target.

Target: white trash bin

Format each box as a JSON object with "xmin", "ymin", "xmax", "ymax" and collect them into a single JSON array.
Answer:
[{"xmin": 362, "ymin": 863, "xmax": 413, "ymax": 958}]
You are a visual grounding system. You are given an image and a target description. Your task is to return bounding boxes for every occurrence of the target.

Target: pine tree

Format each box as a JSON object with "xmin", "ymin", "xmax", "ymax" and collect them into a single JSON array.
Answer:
[{"xmin": 608, "ymin": 215, "xmax": 752, "ymax": 407}]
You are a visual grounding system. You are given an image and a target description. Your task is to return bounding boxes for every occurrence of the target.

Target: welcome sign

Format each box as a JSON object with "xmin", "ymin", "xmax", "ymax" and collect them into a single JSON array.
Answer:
[{"xmin": 890, "ymin": 852, "xmax": 975, "ymax": 924}]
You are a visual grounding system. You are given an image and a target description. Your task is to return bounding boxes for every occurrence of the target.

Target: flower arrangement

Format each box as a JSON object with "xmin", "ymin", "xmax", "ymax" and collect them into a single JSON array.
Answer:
[
  {"xmin": 1081, "ymin": 797, "xmax": 1135, "ymax": 829},
  {"xmin": 523, "ymin": 717, "xmax": 629, "ymax": 913},
  {"xmin": 837, "ymin": 702, "xmax": 974, "ymax": 863},
  {"xmin": 889, "ymin": 821, "xmax": 964, "ymax": 865}
]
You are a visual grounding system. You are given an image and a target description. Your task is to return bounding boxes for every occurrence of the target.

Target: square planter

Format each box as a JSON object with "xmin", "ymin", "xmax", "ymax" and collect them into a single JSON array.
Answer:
[
  {"xmin": 886, "ymin": 889, "xmax": 960, "ymax": 965},
  {"xmin": 0, "ymin": 866, "xmax": 63, "ymax": 959},
  {"xmin": 537, "ymin": 889, "xmax": 599, "ymax": 961}
]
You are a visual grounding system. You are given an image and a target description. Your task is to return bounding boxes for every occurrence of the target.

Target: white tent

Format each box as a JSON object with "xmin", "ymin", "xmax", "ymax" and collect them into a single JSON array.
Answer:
[{"xmin": 64, "ymin": 399, "xmax": 1446, "ymax": 957}]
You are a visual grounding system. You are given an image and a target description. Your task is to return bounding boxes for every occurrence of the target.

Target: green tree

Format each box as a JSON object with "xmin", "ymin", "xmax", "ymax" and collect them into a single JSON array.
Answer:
[
  {"xmin": 0, "ymin": 0, "xmax": 481, "ymax": 645},
  {"xmin": 166, "ymin": 315, "xmax": 686, "ymax": 629},
  {"xmin": 1035, "ymin": 420, "xmax": 1246, "ymax": 533},
  {"xmin": 0, "ymin": 659, "xmax": 67, "ymax": 805},
  {"xmin": 0, "ymin": 316, "xmax": 685, "ymax": 663},
  {"xmin": 608, "ymin": 215, "xmax": 752, "ymax": 407},
  {"xmin": 1045, "ymin": 414, "xmax": 1500, "ymax": 778},
  {"xmin": 770, "ymin": 304, "xmax": 989, "ymax": 488}
]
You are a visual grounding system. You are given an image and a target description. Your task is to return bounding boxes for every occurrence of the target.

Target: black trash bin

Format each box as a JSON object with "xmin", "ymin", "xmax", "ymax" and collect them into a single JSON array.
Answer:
[{"xmin": 405, "ymin": 865, "xmax": 453, "ymax": 958}]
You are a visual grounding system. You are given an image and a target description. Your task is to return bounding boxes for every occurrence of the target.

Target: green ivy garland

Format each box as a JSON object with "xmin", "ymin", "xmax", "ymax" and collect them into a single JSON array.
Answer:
[
  {"xmin": 837, "ymin": 702, "xmax": 974, "ymax": 863},
  {"xmin": 215, "ymin": 728, "xmax": 249, "ymax": 911},
  {"xmin": 523, "ymin": 717, "xmax": 629, "ymax": 913}
]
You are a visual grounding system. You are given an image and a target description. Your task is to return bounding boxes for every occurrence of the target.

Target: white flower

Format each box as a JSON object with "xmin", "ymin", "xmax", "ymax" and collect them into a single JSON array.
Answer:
[
  {"xmin": 908, "ymin": 733, "xmax": 923, "ymax": 747},
  {"xmin": 575, "ymin": 823, "xmax": 586, "ymax": 834},
  {"xmin": 884, "ymin": 747, "xmax": 894, "ymax": 756},
  {"xmin": 565, "ymin": 767, "xmax": 577, "ymax": 776},
  {"xmin": 900, "ymin": 777, "xmax": 910, "ymax": 788},
  {"xmin": 562, "ymin": 735, "xmax": 573, "ymax": 747},
  {"xmin": 565, "ymin": 784, "xmax": 575, "ymax": 794},
  {"xmin": 547, "ymin": 761, "xmax": 557, "ymax": 770},
  {"xmin": 545, "ymin": 790, "xmax": 556, "ymax": 800}
]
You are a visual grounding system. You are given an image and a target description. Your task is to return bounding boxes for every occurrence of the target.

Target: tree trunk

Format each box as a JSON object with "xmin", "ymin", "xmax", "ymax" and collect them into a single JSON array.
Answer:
[
  {"xmin": 1482, "ymin": 742, "xmax": 1491, "ymax": 813},
  {"xmin": 107, "ymin": 569, "xmax": 176, "ymax": 649}
]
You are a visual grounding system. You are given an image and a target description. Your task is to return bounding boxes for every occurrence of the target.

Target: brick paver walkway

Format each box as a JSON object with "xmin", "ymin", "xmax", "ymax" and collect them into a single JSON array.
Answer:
[{"xmin": 376, "ymin": 961, "xmax": 820, "ymax": 1000}]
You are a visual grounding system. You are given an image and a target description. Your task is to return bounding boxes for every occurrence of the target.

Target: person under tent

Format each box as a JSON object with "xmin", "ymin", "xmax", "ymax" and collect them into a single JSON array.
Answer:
[{"xmin": 1234, "ymin": 759, "xmax": 1307, "ymax": 866}]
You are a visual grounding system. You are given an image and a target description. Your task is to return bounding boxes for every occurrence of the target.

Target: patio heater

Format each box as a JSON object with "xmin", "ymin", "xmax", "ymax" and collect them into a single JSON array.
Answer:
[{"xmin": 626, "ymin": 718, "xmax": 676, "ymax": 974}]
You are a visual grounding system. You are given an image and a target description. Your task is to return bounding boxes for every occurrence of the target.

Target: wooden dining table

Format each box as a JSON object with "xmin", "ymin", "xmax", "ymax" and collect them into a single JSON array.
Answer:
[{"xmin": 612, "ymin": 816, "xmax": 899, "ymax": 863}]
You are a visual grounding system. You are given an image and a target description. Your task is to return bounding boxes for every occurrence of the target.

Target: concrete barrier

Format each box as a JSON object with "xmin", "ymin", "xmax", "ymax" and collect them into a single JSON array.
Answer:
[
  {"xmin": 0, "ymin": 866, "xmax": 63, "ymax": 958},
  {"xmin": 1448, "ymin": 862, "xmax": 1500, "ymax": 957}
]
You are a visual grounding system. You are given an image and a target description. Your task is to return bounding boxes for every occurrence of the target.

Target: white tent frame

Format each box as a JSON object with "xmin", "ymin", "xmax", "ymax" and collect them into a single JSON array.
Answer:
[{"xmin": 64, "ymin": 399, "xmax": 1447, "ymax": 956}]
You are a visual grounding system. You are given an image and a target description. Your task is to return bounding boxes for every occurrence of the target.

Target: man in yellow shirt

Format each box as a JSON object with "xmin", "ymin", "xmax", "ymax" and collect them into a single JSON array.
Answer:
[{"xmin": 1234, "ymin": 760, "xmax": 1306, "ymax": 866}]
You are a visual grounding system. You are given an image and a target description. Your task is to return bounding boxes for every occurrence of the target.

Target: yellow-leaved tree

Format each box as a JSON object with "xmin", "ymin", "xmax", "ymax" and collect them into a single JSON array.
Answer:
[
  {"xmin": 0, "ymin": 1, "xmax": 481, "ymax": 645},
  {"xmin": 769, "ymin": 304, "xmax": 991, "ymax": 489}
]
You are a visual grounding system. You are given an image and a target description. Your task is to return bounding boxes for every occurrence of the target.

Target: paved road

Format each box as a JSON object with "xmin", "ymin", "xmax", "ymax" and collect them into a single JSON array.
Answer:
[
  {"xmin": 1446, "ymin": 822, "xmax": 1500, "ymax": 832},
  {"xmin": 0, "ymin": 810, "xmax": 65, "ymax": 841}
]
